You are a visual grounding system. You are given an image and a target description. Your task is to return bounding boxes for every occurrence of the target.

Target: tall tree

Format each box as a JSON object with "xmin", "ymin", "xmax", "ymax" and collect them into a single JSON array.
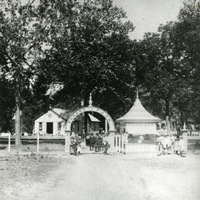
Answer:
[
  {"xmin": 173, "ymin": 0, "xmax": 200, "ymax": 124},
  {"xmin": 38, "ymin": 0, "xmax": 136, "ymax": 118},
  {"xmin": 134, "ymin": 22, "xmax": 190, "ymax": 121},
  {"xmin": 0, "ymin": 0, "xmax": 51, "ymax": 146},
  {"xmin": 0, "ymin": 77, "xmax": 15, "ymax": 132}
]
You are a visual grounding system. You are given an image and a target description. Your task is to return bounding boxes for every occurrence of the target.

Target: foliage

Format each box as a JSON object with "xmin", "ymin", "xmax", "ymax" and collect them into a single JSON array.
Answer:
[
  {"xmin": 0, "ymin": 0, "xmax": 53, "ymax": 138},
  {"xmin": 0, "ymin": 0, "xmax": 200, "ymax": 133},
  {"xmin": 37, "ymin": 0, "xmax": 136, "ymax": 118},
  {"xmin": 0, "ymin": 78, "xmax": 15, "ymax": 132},
  {"xmin": 174, "ymin": 0, "xmax": 200, "ymax": 124}
]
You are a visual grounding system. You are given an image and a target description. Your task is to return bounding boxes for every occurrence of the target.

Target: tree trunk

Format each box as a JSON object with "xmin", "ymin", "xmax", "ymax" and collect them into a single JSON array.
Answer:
[
  {"xmin": 180, "ymin": 111, "xmax": 184, "ymax": 127},
  {"xmin": 165, "ymin": 99, "xmax": 170, "ymax": 117},
  {"xmin": 15, "ymin": 103, "xmax": 21, "ymax": 147},
  {"xmin": 15, "ymin": 77, "xmax": 21, "ymax": 148}
]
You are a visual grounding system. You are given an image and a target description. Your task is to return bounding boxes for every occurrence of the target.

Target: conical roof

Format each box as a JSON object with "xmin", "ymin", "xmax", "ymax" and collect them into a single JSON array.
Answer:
[{"xmin": 117, "ymin": 95, "xmax": 161, "ymax": 123}]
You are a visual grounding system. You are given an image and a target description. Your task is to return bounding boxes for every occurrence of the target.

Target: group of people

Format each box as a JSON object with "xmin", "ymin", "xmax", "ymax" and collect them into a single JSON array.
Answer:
[
  {"xmin": 157, "ymin": 134, "xmax": 185, "ymax": 156},
  {"xmin": 89, "ymin": 133, "xmax": 110, "ymax": 154},
  {"xmin": 70, "ymin": 132, "xmax": 110, "ymax": 155}
]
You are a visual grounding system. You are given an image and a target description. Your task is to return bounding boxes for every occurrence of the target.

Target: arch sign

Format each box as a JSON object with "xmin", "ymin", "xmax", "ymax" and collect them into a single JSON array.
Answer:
[{"xmin": 66, "ymin": 106, "xmax": 115, "ymax": 131}]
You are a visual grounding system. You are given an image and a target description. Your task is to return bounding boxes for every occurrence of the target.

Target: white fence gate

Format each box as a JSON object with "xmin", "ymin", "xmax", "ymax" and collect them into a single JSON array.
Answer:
[
  {"xmin": 114, "ymin": 133, "xmax": 157, "ymax": 153},
  {"xmin": 114, "ymin": 134, "xmax": 127, "ymax": 154}
]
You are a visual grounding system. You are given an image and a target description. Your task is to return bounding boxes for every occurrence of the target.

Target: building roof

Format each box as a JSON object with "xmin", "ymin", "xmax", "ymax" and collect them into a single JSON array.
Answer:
[
  {"xmin": 51, "ymin": 108, "xmax": 69, "ymax": 120},
  {"xmin": 88, "ymin": 113, "xmax": 100, "ymax": 122},
  {"xmin": 52, "ymin": 108, "xmax": 67, "ymax": 115},
  {"xmin": 117, "ymin": 95, "xmax": 161, "ymax": 123},
  {"xmin": 34, "ymin": 107, "xmax": 82, "ymax": 122},
  {"xmin": 34, "ymin": 108, "xmax": 66, "ymax": 122}
]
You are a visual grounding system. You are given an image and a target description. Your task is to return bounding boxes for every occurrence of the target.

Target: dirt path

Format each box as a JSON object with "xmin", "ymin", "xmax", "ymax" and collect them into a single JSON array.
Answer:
[
  {"xmin": 29, "ymin": 154, "xmax": 149, "ymax": 200},
  {"xmin": 18, "ymin": 152, "xmax": 200, "ymax": 200}
]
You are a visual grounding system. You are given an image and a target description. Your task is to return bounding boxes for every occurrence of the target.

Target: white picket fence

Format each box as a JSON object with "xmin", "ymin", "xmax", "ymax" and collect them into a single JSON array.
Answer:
[
  {"xmin": 114, "ymin": 134, "xmax": 127, "ymax": 153},
  {"xmin": 126, "ymin": 144, "xmax": 157, "ymax": 153},
  {"xmin": 114, "ymin": 134, "xmax": 157, "ymax": 153}
]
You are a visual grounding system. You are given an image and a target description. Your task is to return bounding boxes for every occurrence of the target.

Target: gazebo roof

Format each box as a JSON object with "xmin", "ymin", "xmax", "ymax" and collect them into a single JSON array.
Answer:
[{"xmin": 117, "ymin": 95, "xmax": 161, "ymax": 123}]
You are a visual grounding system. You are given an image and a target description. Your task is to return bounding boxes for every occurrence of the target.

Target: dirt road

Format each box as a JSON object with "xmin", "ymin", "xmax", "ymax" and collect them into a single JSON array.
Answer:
[{"xmin": 14, "ymin": 152, "xmax": 200, "ymax": 200}]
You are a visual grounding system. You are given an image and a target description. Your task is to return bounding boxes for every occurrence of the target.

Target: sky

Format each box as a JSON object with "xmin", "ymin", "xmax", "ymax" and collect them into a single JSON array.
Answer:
[
  {"xmin": 113, "ymin": 0, "xmax": 184, "ymax": 40},
  {"xmin": 20, "ymin": 0, "xmax": 184, "ymax": 40}
]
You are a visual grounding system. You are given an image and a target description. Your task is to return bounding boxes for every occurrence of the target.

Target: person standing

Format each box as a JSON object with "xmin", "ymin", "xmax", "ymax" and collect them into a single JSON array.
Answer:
[
  {"xmin": 156, "ymin": 135, "xmax": 163, "ymax": 156},
  {"xmin": 103, "ymin": 136, "xmax": 109, "ymax": 155},
  {"xmin": 178, "ymin": 136, "xmax": 185, "ymax": 156},
  {"xmin": 74, "ymin": 133, "xmax": 81, "ymax": 155},
  {"xmin": 77, "ymin": 143, "xmax": 82, "ymax": 154},
  {"xmin": 98, "ymin": 134, "xmax": 103, "ymax": 151},
  {"xmin": 89, "ymin": 133, "xmax": 95, "ymax": 151},
  {"xmin": 94, "ymin": 133, "xmax": 99, "ymax": 152},
  {"xmin": 161, "ymin": 135, "xmax": 168, "ymax": 155},
  {"xmin": 165, "ymin": 135, "xmax": 171, "ymax": 154},
  {"xmin": 174, "ymin": 136, "xmax": 179, "ymax": 154},
  {"xmin": 70, "ymin": 136, "xmax": 77, "ymax": 155}
]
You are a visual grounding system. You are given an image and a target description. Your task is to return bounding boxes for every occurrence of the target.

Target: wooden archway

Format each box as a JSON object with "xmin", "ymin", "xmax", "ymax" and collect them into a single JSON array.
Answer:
[{"xmin": 65, "ymin": 106, "xmax": 115, "ymax": 153}]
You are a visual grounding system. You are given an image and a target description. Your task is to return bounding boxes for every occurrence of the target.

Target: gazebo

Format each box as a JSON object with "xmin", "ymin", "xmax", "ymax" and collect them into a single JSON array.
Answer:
[
  {"xmin": 117, "ymin": 94, "xmax": 161, "ymax": 135},
  {"xmin": 117, "ymin": 93, "xmax": 162, "ymax": 152}
]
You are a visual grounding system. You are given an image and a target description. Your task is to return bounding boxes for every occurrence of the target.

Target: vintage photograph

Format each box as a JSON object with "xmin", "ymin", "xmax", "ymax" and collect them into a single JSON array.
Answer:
[{"xmin": 0, "ymin": 0, "xmax": 200, "ymax": 199}]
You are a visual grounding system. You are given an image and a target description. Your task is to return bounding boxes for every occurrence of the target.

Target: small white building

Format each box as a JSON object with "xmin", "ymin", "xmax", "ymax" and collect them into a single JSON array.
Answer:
[
  {"xmin": 117, "ymin": 94, "xmax": 161, "ymax": 135},
  {"xmin": 33, "ymin": 108, "xmax": 100, "ymax": 137},
  {"xmin": 117, "ymin": 94, "xmax": 162, "ymax": 152},
  {"xmin": 34, "ymin": 108, "xmax": 67, "ymax": 136}
]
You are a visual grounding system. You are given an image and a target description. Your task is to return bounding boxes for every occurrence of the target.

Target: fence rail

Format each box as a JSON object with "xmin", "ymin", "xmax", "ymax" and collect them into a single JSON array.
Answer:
[{"xmin": 187, "ymin": 131, "xmax": 200, "ymax": 137}]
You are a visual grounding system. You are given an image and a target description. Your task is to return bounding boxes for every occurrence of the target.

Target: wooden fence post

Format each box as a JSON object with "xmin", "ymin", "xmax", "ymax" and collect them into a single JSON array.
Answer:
[
  {"xmin": 8, "ymin": 132, "xmax": 11, "ymax": 152},
  {"xmin": 37, "ymin": 132, "xmax": 39, "ymax": 153}
]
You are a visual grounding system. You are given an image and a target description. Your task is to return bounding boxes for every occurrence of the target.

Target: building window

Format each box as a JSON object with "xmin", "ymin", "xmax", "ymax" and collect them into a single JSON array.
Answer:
[
  {"xmin": 58, "ymin": 122, "xmax": 61, "ymax": 131},
  {"xmin": 39, "ymin": 122, "xmax": 42, "ymax": 131}
]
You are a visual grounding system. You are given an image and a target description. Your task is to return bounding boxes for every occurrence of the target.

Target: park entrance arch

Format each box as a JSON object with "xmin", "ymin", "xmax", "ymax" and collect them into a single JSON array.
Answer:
[{"xmin": 65, "ymin": 106, "xmax": 115, "ymax": 153}]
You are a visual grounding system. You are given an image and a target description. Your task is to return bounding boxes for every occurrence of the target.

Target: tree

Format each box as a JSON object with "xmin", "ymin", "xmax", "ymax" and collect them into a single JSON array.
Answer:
[
  {"xmin": 38, "ymin": 0, "xmax": 136, "ymax": 118},
  {"xmin": 133, "ymin": 21, "xmax": 191, "ymax": 122},
  {"xmin": 0, "ymin": 0, "xmax": 51, "ymax": 147},
  {"xmin": 133, "ymin": 0, "xmax": 200, "ymax": 125},
  {"xmin": 0, "ymin": 0, "xmax": 137, "ymax": 137},
  {"xmin": 0, "ymin": 77, "xmax": 15, "ymax": 132},
  {"xmin": 173, "ymin": 0, "xmax": 200, "ymax": 124}
]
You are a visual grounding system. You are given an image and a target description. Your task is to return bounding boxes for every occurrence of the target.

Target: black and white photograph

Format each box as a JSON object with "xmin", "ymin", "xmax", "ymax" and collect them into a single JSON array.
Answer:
[{"xmin": 0, "ymin": 0, "xmax": 200, "ymax": 199}]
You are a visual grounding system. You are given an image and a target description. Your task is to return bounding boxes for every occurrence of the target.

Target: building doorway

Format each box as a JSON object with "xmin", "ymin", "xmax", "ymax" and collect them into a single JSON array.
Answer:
[{"xmin": 47, "ymin": 122, "xmax": 53, "ymax": 134}]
